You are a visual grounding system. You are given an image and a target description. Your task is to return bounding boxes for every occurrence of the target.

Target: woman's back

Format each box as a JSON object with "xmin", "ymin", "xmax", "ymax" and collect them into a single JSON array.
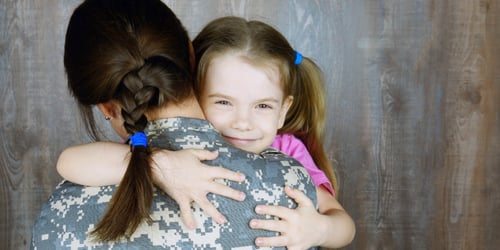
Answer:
[{"xmin": 32, "ymin": 117, "xmax": 317, "ymax": 248}]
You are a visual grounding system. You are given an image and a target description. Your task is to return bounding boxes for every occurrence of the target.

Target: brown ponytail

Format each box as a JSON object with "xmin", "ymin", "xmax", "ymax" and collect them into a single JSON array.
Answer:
[
  {"xmin": 90, "ymin": 67, "xmax": 156, "ymax": 240},
  {"xmin": 91, "ymin": 143, "xmax": 154, "ymax": 240}
]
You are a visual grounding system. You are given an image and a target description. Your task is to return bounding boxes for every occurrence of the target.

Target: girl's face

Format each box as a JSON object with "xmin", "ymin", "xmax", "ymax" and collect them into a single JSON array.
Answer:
[{"xmin": 200, "ymin": 53, "xmax": 292, "ymax": 154}]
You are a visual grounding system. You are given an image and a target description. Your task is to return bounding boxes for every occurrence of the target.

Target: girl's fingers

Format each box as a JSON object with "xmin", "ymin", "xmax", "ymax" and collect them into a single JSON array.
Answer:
[
  {"xmin": 178, "ymin": 200, "xmax": 196, "ymax": 230},
  {"xmin": 189, "ymin": 149, "xmax": 219, "ymax": 161},
  {"xmin": 254, "ymin": 204, "xmax": 290, "ymax": 218},
  {"xmin": 206, "ymin": 182, "xmax": 245, "ymax": 201},
  {"xmin": 285, "ymin": 186, "xmax": 314, "ymax": 207},
  {"xmin": 249, "ymin": 218, "xmax": 287, "ymax": 232},
  {"xmin": 207, "ymin": 166, "xmax": 245, "ymax": 182},
  {"xmin": 194, "ymin": 197, "xmax": 227, "ymax": 224},
  {"xmin": 255, "ymin": 235, "xmax": 288, "ymax": 248}
]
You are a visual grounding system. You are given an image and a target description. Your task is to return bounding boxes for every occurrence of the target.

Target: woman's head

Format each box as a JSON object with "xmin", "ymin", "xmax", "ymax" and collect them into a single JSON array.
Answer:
[
  {"xmin": 64, "ymin": 0, "xmax": 194, "ymax": 241},
  {"xmin": 65, "ymin": 0, "xmax": 193, "ymax": 140}
]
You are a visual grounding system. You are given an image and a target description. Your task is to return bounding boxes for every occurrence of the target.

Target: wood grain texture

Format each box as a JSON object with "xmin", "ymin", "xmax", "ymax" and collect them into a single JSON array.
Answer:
[{"xmin": 0, "ymin": 0, "xmax": 498, "ymax": 249}]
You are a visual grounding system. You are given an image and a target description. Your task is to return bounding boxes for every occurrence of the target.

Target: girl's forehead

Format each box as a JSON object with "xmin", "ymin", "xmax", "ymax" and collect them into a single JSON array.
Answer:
[
  {"xmin": 204, "ymin": 54, "xmax": 284, "ymax": 97},
  {"xmin": 213, "ymin": 53, "xmax": 282, "ymax": 85}
]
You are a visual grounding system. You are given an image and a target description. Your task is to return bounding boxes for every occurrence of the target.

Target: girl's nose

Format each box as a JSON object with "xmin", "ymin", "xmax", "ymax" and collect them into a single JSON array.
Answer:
[{"xmin": 231, "ymin": 110, "xmax": 252, "ymax": 131}]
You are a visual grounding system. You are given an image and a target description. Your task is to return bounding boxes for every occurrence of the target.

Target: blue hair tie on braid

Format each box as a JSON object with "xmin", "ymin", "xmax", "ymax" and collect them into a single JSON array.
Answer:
[
  {"xmin": 294, "ymin": 50, "xmax": 303, "ymax": 65},
  {"xmin": 129, "ymin": 132, "xmax": 148, "ymax": 147}
]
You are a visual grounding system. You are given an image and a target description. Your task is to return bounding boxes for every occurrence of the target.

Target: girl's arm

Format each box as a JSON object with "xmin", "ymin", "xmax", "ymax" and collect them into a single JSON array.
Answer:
[
  {"xmin": 250, "ymin": 186, "xmax": 356, "ymax": 249},
  {"xmin": 57, "ymin": 142, "xmax": 129, "ymax": 186},
  {"xmin": 265, "ymin": 134, "xmax": 355, "ymax": 247},
  {"xmin": 56, "ymin": 142, "xmax": 246, "ymax": 229}
]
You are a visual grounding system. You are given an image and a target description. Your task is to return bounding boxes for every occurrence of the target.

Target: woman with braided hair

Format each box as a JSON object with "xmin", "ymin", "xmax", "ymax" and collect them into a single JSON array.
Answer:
[
  {"xmin": 60, "ymin": 0, "xmax": 209, "ymax": 240},
  {"xmin": 31, "ymin": 0, "xmax": 317, "ymax": 248}
]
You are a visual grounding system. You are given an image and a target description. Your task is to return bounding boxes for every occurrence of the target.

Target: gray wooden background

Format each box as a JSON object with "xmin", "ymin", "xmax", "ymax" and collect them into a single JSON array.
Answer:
[{"xmin": 1, "ymin": 0, "xmax": 499, "ymax": 249}]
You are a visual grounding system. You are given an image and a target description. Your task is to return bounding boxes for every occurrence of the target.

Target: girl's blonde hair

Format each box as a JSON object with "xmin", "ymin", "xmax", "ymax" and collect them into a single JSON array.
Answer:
[{"xmin": 193, "ymin": 16, "xmax": 338, "ymax": 192}]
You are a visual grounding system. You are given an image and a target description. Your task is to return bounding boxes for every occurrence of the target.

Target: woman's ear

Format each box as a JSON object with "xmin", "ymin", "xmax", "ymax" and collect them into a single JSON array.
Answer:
[
  {"xmin": 278, "ymin": 95, "xmax": 294, "ymax": 129},
  {"xmin": 97, "ymin": 100, "xmax": 129, "ymax": 140},
  {"xmin": 97, "ymin": 100, "xmax": 120, "ymax": 119}
]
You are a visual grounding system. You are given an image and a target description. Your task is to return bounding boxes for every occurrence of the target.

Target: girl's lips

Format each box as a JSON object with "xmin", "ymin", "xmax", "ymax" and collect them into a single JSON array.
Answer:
[{"xmin": 223, "ymin": 135, "xmax": 256, "ymax": 145}]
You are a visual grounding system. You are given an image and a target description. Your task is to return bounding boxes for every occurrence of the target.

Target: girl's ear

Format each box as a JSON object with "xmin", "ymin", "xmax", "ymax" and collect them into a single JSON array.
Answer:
[{"xmin": 277, "ymin": 95, "xmax": 294, "ymax": 129}]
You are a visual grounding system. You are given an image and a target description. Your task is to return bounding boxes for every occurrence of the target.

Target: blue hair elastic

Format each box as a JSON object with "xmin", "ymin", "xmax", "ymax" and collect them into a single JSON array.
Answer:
[
  {"xmin": 129, "ymin": 132, "xmax": 148, "ymax": 147},
  {"xmin": 294, "ymin": 50, "xmax": 303, "ymax": 65}
]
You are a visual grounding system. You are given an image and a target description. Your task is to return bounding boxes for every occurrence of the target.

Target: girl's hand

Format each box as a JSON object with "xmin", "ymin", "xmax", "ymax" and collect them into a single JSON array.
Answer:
[
  {"xmin": 249, "ymin": 186, "xmax": 324, "ymax": 249},
  {"xmin": 151, "ymin": 149, "xmax": 246, "ymax": 230}
]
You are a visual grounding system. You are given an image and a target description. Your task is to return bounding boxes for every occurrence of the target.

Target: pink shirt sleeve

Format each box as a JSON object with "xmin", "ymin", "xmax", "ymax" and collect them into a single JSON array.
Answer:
[{"xmin": 271, "ymin": 134, "xmax": 335, "ymax": 196}]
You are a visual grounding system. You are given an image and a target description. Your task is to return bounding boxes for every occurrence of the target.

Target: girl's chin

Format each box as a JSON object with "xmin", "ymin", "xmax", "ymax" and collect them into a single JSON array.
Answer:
[
  {"xmin": 225, "ymin": 137, "xmax": 254, "ymax": 147},
  {"xmin": 223, "ymin": 136, "xmax": 262, "ymax": 153}
]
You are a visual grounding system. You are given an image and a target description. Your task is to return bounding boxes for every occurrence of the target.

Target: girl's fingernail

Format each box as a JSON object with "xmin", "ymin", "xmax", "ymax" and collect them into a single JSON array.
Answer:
[
  {"xmin": 218, "ymin": 216, "xmax": 227, "ymax": 224},
  {"xmin": 255, "ymin": 206, "xmax": 262, "ymax": 213},
  {"xmin": 250, "ymin": 220, "xmax": 258, "ymax": 228},
  {"xmin": 255, "ymin": 238, "xmax": 263, "ymax": 246}
]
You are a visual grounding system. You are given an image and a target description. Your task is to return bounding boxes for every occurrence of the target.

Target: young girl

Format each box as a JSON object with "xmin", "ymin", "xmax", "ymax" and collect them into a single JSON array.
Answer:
[
  {"xmin": 58, "ymin": 16, "xmax": 355, "ymax": 249},
  {"xmin": 194, "ymin": 16, "xmax": 355, "ymax": 249}
]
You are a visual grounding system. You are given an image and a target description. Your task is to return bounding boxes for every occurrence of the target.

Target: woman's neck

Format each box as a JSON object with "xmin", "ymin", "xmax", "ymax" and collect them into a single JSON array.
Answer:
[{"xmin": 146, "ymin": 96, "xmax": 205, "ymax": 121}]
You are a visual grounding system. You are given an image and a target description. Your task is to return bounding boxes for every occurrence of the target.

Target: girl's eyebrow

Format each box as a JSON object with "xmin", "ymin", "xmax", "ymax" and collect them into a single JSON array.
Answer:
[
  {"xmin": 206, "ymin": 93, "xmax": 281, "ymax": 103},
  {"xmin": 206, "ymin": 93, "xmax": 233, "ymax": 99},
  {"xmin": 255, "ymin": 98, "xmax": 280, "ymax": 103}
]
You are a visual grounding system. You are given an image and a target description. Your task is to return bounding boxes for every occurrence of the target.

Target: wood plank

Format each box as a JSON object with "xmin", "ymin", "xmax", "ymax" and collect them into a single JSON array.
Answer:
[{"xmin": 0, "ymin": 0, "xmax": 499, "ymax": 249}]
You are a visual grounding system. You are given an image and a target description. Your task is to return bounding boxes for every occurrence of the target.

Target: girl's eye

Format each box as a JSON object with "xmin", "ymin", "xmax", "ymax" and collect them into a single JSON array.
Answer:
[
  {"xmin": 257, "ymin": 103, "xmax": 272, "ymax": 109},
  {"xmin": 215, "ymin": 100, "xmax": 230, "ymax": 105}
]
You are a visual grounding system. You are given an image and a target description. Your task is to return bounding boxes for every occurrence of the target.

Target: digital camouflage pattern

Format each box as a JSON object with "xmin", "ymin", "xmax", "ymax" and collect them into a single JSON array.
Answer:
[{"xmin": 31, "ymin": 117, "xmax": 317, "ymax": 249}]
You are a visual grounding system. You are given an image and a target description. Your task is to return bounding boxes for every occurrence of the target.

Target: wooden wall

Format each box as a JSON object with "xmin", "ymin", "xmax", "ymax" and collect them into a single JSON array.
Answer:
[{"xmin": 1, "ymin": 0, "xmax": 499, "ymax": 249}]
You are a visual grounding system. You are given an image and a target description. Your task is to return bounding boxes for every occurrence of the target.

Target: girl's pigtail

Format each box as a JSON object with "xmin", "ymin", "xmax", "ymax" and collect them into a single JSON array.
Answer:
[{"xmin": 285, "ymin": 54, "xmax": 339, "ymax": 192}]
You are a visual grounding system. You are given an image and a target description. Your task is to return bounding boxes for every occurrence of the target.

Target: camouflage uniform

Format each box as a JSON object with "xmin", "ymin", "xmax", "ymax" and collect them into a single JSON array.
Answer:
[{"xmin": 31, "ymin": 117, "xmax": 317, "ymax": 249}]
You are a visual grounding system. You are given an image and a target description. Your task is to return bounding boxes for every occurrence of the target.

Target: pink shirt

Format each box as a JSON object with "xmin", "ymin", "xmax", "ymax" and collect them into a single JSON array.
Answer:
[{"xmin": 271, "ymin": 134, "xmax": 335, "ymax": 196}]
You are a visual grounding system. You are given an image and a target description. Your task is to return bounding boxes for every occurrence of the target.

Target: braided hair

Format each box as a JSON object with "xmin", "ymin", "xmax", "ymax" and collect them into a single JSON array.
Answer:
[{"xmin": 64, "ymin": 0, "xmax": 192, "ymax": 241}]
